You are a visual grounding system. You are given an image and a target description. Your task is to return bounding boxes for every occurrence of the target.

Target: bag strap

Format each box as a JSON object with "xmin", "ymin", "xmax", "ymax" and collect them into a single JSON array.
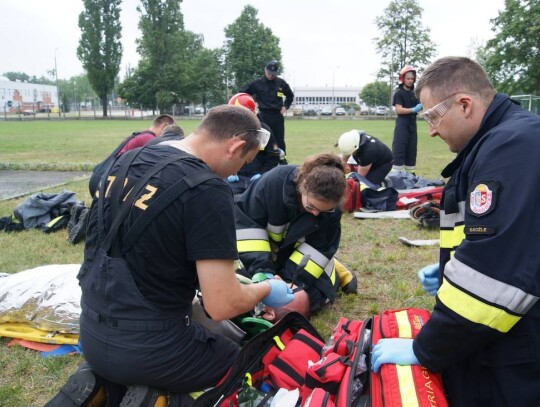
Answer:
[
  {"xmin": 121, "ymin": 169, "xmax": 219, "ymax": 253},
  {"xmin": 100, "ymin": 152, "xmax": 188, "ymax": 253}
]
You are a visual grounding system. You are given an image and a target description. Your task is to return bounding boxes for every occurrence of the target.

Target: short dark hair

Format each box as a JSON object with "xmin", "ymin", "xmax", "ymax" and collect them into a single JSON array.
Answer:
[
  {"xmin": 196, "ymin": 105, "xmax": 262, "ymax": 155},
  {"xmin": 416, "ymin": 57, "xmax": 496, "ymax": 103},
  {"xmin": 153, "ymin": 114, "xmax": 175, "ymax": 127},
  {"xmin": 161, "ymin": 124, "xmax": 184, "ymax": 138},
  {"xmin": 296, "ymin": 153, "xmax": 346, "ymax": 203}
]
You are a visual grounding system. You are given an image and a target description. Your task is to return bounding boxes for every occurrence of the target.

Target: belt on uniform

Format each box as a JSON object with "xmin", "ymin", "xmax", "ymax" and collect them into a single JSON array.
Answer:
[{"xmin": 82, "ymin": 303, "xmax": 191, "ymax": 331}]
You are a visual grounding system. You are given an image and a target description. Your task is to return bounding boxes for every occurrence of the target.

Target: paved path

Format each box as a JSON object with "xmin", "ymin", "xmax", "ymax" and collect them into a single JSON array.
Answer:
[{"xmin": 0, "ymin": 170, "xmax": 90, "ymax": 201}]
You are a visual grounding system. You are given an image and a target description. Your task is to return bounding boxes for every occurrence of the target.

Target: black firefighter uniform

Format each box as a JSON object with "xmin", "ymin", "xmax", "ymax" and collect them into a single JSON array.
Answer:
[
  {"xmin": 235, "ymin": 165, "xmax": 341, "ymax": 312},
  {"xmin": 413, "ymin": 94, "xmax": 540, "ymax": 406}
]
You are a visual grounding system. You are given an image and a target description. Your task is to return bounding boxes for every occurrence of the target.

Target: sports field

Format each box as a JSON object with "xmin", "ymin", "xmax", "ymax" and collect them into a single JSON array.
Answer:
[{"xmin": 0, "ymin": 117, "xmax": 453, "ymax": 406}]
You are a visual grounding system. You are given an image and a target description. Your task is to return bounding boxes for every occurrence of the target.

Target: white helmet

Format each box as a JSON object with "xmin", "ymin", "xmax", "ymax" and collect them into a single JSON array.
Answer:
[{"xmin": 337, "ymin": 130, "xmax": 361, "ymax": 155}]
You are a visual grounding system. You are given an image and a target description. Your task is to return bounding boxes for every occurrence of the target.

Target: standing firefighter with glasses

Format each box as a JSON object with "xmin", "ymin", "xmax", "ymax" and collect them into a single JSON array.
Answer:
[
  {"xmin": 46, "ymin": 105, "xmax": 293, "ymax": 406},
  {"xmin": 371, "ymin": 57, "xmax": 540, "ymax": 406},
  {"xmin": 235, "ymin": 153, "xmax": 357, "ymax": 314},
  {"xmin": 391, "ymin": 65, "xmax": 423, "ymax": 172}
]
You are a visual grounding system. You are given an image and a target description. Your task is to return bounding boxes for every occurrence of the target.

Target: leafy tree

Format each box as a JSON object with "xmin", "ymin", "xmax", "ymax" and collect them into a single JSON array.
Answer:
[
  {"xmin": 136, "ymin": 0, "xmax": 186, "ymax": 113},
  {"xmin": 77, "ymin": 0, "xmax": 123, "ymax": 117},
  {"xmin": 483, "ymin": 0, "xmax": 540, "ymax": 95},
  {"xmin": 118, "ymin": 61, "xmax": 157, "ymax": 110},
  {"xmin": 61, "ymin": 92, "xmax": 71, "ymax": 113},
  {"xmin": 189, "ymin": 47, "xmax": 226, "ymax": 111},
  {"xmin": 224, "ymin": 5, "xmax": 282, "ymax": 91},
  {"xmin": 360, "ymin": 81, "xmax": 392, "ymax": 107},
  {"xmin": 3, "ymin": 72, "xmax": 31, "ymax": 82},
  {"xmin": 3, "ymin": 72, "xmax": 54, "ymax": 85},
  {"xmin": 374, "ymin": 0, "xmax": 436, "ymax": 95}
]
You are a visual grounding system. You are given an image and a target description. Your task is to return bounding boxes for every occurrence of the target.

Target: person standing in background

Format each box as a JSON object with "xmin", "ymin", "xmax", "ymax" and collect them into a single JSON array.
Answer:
[
  {"xmin": 391, "ymin": 65, "xmax": 423, "ymax": 173},
  {"xmin": 241, "ymin": 59, "xmax": 294, "ymax": 163}
]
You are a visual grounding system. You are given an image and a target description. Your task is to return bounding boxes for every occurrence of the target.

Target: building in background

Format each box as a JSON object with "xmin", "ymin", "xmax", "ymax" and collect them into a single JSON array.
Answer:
[
  {"xmin": 0, "ymin": 76, "xmax": 59, "ymax": 114},
  {"xmin": 292, "ymin": 86, "xmax": 361, "ymax": 109}
]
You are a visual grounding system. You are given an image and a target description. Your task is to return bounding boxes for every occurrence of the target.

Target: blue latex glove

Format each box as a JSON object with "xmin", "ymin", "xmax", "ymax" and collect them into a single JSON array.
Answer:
[
  {"xmin": 262, "ymin": 279, "xmax": 294, "ymax": 308},
  {"xmin": 250, "ymin": 173, "xmax": 262, "ymax": 182},
  {"xmin": 417, "ymin": 263, "xmax": 440, "ymax": 296},
  {"xmin": 412, "ymin": 103, "xmax": 423, "ymax": 113},
  {"xmin": 227, "ymin": 175, "xmax": 239, "ymax": 183},
  {"xmin": 371, "ymin": 338, "xmax": 419, "ymax": 373}
]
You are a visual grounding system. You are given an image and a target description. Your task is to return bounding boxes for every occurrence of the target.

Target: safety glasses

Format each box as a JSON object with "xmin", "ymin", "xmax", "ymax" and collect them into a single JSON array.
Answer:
[
  {"xmin": 422, "ymin": 93, "xmax": 460, "ymax": 128},
  {"xmin": 305, "ymin": 192, "xmax": 336, "ymax": 213},
  {"xmin": 232, "ymin": 128, "xmax": 270, "ymax": 148}
]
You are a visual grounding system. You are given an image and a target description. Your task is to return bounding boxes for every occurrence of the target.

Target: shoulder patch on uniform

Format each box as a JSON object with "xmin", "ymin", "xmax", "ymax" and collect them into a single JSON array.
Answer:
[{"xmin": 467, "ymin": 181, "xmax": 500, "ymax": 217}]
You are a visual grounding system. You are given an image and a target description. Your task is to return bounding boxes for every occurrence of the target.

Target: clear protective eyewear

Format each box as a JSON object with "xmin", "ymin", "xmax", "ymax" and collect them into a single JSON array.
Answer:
[
  {"xmin": 305, "ymin": 192, "xmax": 336, "ymax": 213},
  {"xmin": 422, "ymin": 93, "xmax": 460, "ymax": 128},
  {"xmin": 232, "ymin": 127, "xmax": 270, "ymax": 149}
]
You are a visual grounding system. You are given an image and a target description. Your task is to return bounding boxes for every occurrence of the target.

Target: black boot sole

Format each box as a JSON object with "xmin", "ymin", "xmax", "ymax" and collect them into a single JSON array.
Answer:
[{"xmin": 45, "ymin": 368, "xmax": 105, "ymax": 407}]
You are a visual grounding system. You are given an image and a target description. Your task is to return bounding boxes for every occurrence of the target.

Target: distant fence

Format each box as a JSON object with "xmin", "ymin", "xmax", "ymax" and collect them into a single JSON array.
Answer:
[
  {"xmin": 511, "ymin": 94, "xmax": 540, "ymax": 115},
  {"xmin": 0, "ymin": 104, "xmax": 206, "ymax": 121}
]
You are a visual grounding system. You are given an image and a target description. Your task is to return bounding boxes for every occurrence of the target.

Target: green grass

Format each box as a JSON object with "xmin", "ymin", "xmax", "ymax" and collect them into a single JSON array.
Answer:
[{"xmin": 0, "ymin": 117, "xmax": 453, "ymax": 406}]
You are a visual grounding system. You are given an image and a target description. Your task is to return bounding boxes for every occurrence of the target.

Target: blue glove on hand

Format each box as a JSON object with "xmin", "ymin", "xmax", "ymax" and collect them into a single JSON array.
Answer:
[
  {"xmin": 412, "ymin": 103, "xmax": 423, "ymax": 113},
  {"xmin": 417, "ymin": 263, "xmax": 440, "ymax": 296},
  {"xmin": 262, "ymin": 279, "xmax": 294, "ymax": 308},
  {"xmin": 250, "ymin": 173, "xmax": 262, "ymax": 182},
  {"xmin": 227, "ymin": 175, "xmax": 239, "ymax": 183},
  {"xmin": 371, "ymin": 338, "xmax": 419, "ymax": 373}
]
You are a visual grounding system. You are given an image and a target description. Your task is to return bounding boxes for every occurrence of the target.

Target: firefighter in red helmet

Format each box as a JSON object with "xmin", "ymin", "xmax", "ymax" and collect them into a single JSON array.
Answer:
[
  {"xmin": 391, "ymin": 65, "xmax": 423, "ymax": 173},
  {"xmin": 229, "ymin": 93, "xmax": 257, "ymax": 113},
  {"xmin": 226, "ymin": 93, "xmax": 280, "ymax": 195}
]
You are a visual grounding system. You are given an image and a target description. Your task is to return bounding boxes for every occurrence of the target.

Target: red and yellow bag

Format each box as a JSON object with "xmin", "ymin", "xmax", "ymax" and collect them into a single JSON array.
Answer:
[{"xmin": 368, "ymin": 308, "xmax": 448, "ymax": 407}]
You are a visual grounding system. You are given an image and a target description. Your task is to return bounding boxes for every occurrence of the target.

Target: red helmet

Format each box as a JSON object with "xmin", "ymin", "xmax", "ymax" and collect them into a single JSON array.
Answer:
[
  {"xmin": 399, "ymin": 65, "xmax": 416, "ymax": 83},
  {"xmin": 229, "ymin": 93, "xmax": 256, "ymax": 113}
]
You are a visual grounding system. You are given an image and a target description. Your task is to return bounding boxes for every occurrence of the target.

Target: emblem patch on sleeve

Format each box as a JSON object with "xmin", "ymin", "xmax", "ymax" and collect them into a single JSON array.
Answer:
[{"xmin": 467, "ymin": 181, "xmax": 499, "ymax": 217}]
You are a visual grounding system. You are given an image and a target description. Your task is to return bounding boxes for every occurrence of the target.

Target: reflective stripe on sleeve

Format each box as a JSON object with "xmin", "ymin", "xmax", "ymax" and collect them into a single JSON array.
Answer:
[
  {"xmin": 236, "ymin": 228, "xmax": 271, "ymax": 253},
  {"xmin": 438, "ymin": 278, "xmax": 521, "ymax": 333},
  {"xmin": 267, "ymin": 222, "xmax": 288, "ymax": 243},
  {"xmin": 440, "ymin": 225, "xmax": 465, "ymax": 250},
  {"xmin": 289, "ymin": 243, "xmax": 336, "ymax": 284},
  {"xmin": 438, "ymin": 257, "xmax": 539, "ymax": 333},
  {"xmin": 445, "ymin": 258, "xmax": 539, "ymax": 315},
  {"xmin": 439, "ymin": 202, "xmax": 465, "ymax": 228}
]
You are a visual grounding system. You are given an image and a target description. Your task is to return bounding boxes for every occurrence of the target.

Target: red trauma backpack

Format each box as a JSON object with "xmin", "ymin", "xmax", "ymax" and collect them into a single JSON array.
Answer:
[{"xmin": 343, "ymin": 178, "xmax": 362, "ymax": 213}]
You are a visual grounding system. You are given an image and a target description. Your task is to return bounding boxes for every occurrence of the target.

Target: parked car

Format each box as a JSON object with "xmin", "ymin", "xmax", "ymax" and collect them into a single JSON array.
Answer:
[
  {"xmin": 321, "ymin": 106, "xmax": 333, "ymax": 116},
  {"xmin": 335, "ymin": 107, "xmax": 346, "ymax": 116},
  {"xmin": 360, "ymin": 106, "xmax": 370, "ymax": 115},
  {"xmin": 304, "ymin": 105, "xmax": 319, "ymax": 116},
  {"xmin": 292, "ymin": 106, "xmax": 304, "ymax": 116},
  {"xmin": 22, "ymin": 110, "xmax": 35, "ymax": 116},
  {"xmin": 375, "ymin": 106, "xmax": 389, "ymax": 115}
]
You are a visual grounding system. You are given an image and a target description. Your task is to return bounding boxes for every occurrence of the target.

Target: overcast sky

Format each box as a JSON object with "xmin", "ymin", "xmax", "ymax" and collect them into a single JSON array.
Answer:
[{"xmin": 1, "ymin": 0, "xmax": 505, "ymax": 89}]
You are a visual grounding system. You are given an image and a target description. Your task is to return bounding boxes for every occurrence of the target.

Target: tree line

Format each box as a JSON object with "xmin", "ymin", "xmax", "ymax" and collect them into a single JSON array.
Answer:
[{"xmin": 4, "ymin": 0, "xmax": 540, "ymax": 116}]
